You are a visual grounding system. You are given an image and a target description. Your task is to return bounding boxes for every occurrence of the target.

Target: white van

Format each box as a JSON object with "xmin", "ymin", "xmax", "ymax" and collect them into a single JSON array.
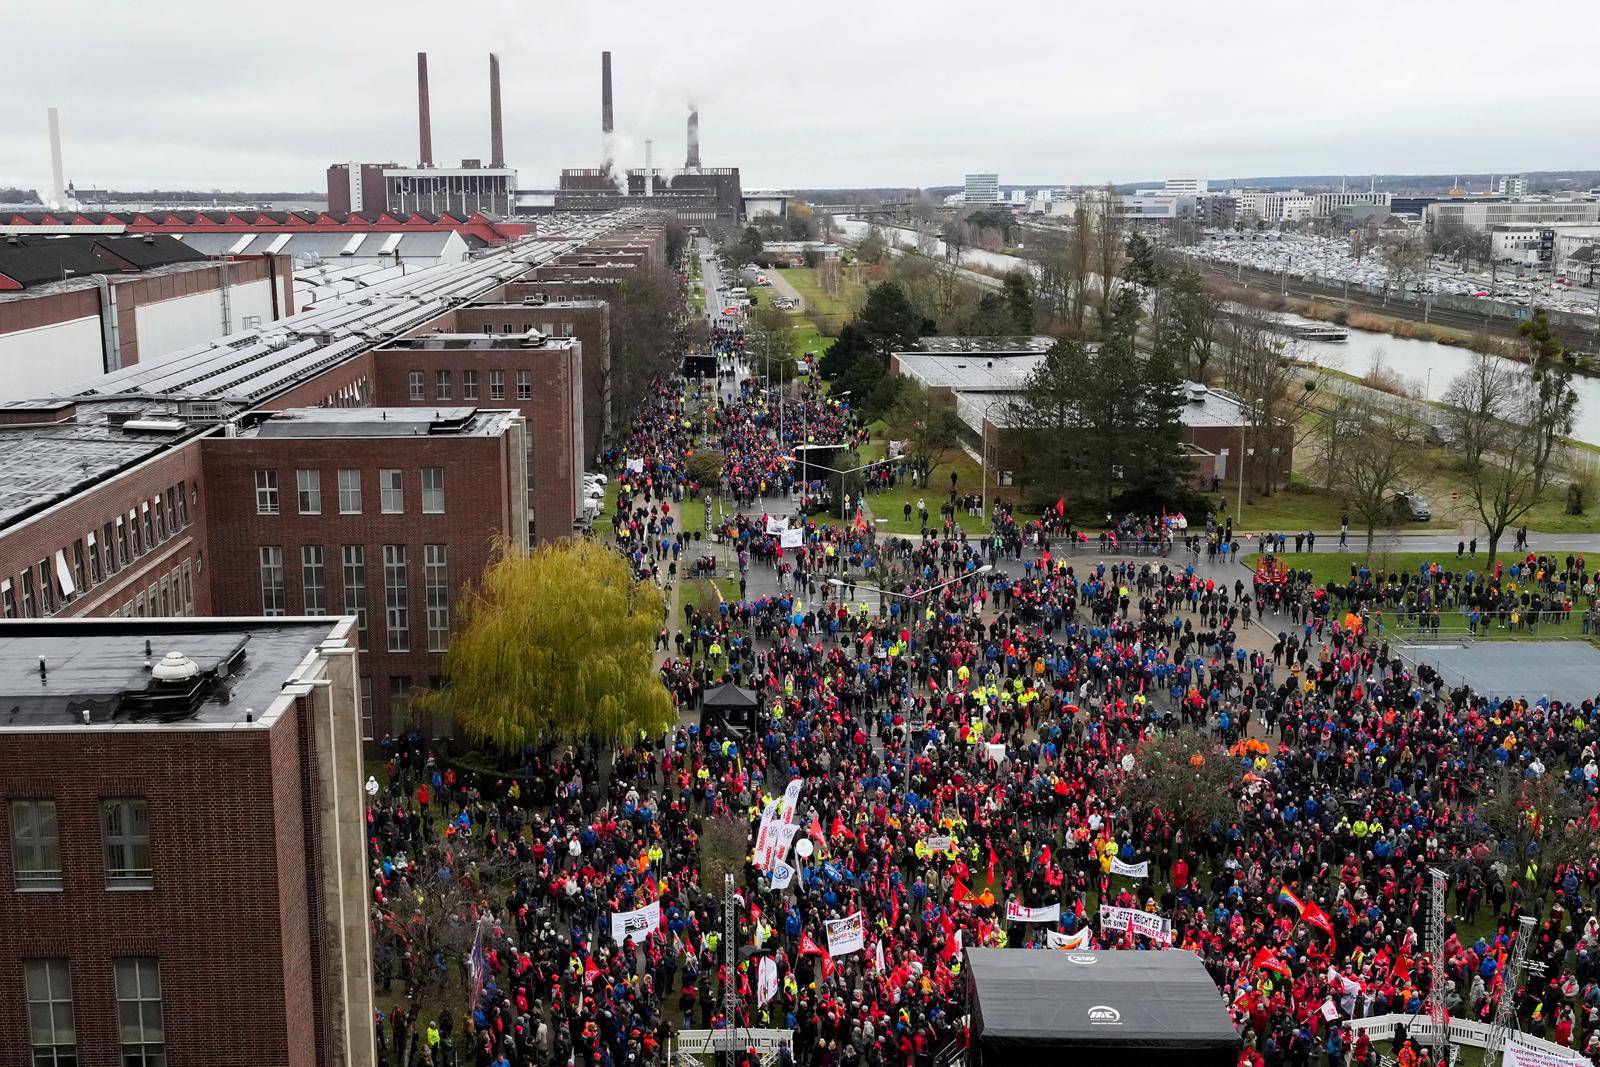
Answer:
[{"xmin": 729, "ymin": 286, "xmax": 748, "ymax": 299}]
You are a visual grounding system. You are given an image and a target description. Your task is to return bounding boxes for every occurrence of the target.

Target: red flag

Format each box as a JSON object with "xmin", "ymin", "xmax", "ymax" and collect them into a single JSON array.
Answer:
[
  {"xmin": 1392, "ymin": 952, "xmax": 1412, "ymax": 984},
  {"xmin": 942, "ymin": 926, "xmax": 963, "ymax": 962},
  {"xmin": 890, "ymin": 890, "xmax": 901, "ymax": 930},
  {"xmin": 952, "ymin": 879, "xmax": 973, "ymax": 904},
  {"xmin": 1250, "ymin": 947, "xmax": 1292, "ymax": 978},
  {"xmin": 1301, "ymin": 901, "xmax": 1336, "ymax": 940},
  {"xmin": 940, "ymin": 910, "xmax": 955, "ymax": 945},
  {"xmin": 829, "ymin": 813, "xmax": 847, "ymax": 841},
  {"xmin": 1037, "ymin": 844, "xmax": 1051, "ymax": 869},
  {"xmin": 1055, "ymin": 498, "xmax": 1065, "ymax": 515},
  {"xmin": 987, "ymin": 845, "xmax": 999, "ymax": 884},
  {"xmin": 798, "ymin": 932, "xmax": 828, "ymax": 957},
  {"xmin": 583, "ymin": 955, "xmax": 601, "ymax": 985}
]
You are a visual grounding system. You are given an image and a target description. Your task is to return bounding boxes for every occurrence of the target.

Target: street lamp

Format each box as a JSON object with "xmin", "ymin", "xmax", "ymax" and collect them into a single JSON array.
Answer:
[
  {"xmin": 794, "ymin": 448, "xmax": 899, "ymax": 520},
  {"xmin": 827, "ymin": 563, "xmax": 992, "ymax": 602}
]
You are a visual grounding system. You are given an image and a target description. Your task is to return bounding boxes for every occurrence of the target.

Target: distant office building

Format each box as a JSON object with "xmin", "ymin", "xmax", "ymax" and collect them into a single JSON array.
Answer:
[
  {"xmin": 964, "ymin": 174, "xmax": 1000, "ymax": 204},
  {"xmin": 1310, "ymin": 192, "xmax": 1391, "ymax": 218},
  {"xmin": 1495, "ymin": 176, "xmax": 1528, "ymax": 197},
  {"xmin": 1009, "ymin": 189, "xmax": 1027, "ymax": 205},
  {"xmin": 1426, "ymin": 200, "xmax": 1600, "ymax": 232},
  {"xmin": 1165, "ymin": 177, "xmax": 1208, "ymax": 195},
  {"xmin": 0, "ymin": 615, "xmax": 374, "ymax": 1067},
  {"xmin": 1234, "ymin": 190, "xmax": 1316, "ymax": 224},
  {"xmin": 1197, "ymin": 195, "xmax": 1238, "ymax": 229}
]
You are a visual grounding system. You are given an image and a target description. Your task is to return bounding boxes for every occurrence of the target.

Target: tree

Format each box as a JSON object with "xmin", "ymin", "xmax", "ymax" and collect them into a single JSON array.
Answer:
[
  {"xmin": 1380, "ymin": 230, "xmax": 1429, "ymax": 297},
  {"xmin": 1089, "ymin": 185, "xmax": 1125, "ymax": 322},
  {"xmin": 888, "ymin": 382, "xmax": 963, "ymax": 485},
  {"xmin": 1519, "ymin": 309, "xmax": 1577, "ymax": 494},
  {"xmin": 748, "ymin": 301, "xmax": 796, "ymax": 382},
  {"xmin": 1169, "ymin": 268, "xmax": 1221, "ymax": 382},
  {"xmin": 1474, "ymin": 771, "xmax": 1600, "ymax": 886},
  {"xmin": 1443, "ymin": 353, "xmax": 1546, "ymax": 560},
  {"xmin": 609, "ymin": 272, "xmax": 694, "ymax": 449},
  {"xmin": 1216, "ymin": 306, "xmax": 1320, "ymax": 496},
  {"xmin": 1001, "ymin": 269, "xmax": 1036, "ymax": 332},
  {"xmin": 817, "ymin": 281, "xmax": 924, "ymax": 381},
  {"xmin": 1124, "ymin": 330, "xmax": 1194, "ymax": 512},
  {"xmin": 1122, "ymin": 729, "xmax": 1239, "ymax": 836},
  {"xmin": 1330, "ymin": 393, "xmax": 1425, "ymax": 556},
  {"xmin": 416, "ymin": 540, "xmax": 675, "ymax": 750}
]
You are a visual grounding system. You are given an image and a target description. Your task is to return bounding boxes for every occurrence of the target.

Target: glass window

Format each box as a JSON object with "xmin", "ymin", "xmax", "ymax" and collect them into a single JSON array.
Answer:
[
  {"xmin": 516, "ymin": 370, "xmax": 532, "ymax": 400},
  {"xmin": 22, "ymin": 569, "xmax": 37, "ymax": 618},
  {"xmin": 341, "ymin": 546, "xmax": 369, "ymax": 652},
  {"xmin": 2, "ymin": 578, "xmax": 15, "ymax": 620},
  {"xmin": 113, "ymin": 958, "xmax": 164, "ymax": 1067},
  {"xmin": 301, "ymin": 546, "xmax": 326, "ymax": 616},
  {"xmin": 87, "ymin": 535, "xmax": 102, "ymax": 587},
  {"xmin": 24, "ymin": 958, "xmax": 75, "ymax": 1066},
  {"xmin": 129, "ymin": 511, "xmax": 142, "ymax": 558},
  {"xmin": 141, "ymin": 503, "xmax": 153, "ymax": 549},
  {"xmin": 389, "ymin": 675, "xmax": 412, "ymax": 731},
  {"xmin": 255, "ymin": 469, "xmax": 279, "ymax": 515},
  {"xmin": 296, "ymin": 470, "xmax": 321, "ymax": 515},
  {"xmin": 102, "ymin": 799, "xmax": 152, "ymax": 889},
  {"xmin": 425, "ymin": 545, "xmax": 449, "ymax": 652},
  {"xmin": 153, "ymin": 499, "xmax": 165, "ymax": 543},
  {"xmin": 258, "ymin": 546, "xmax": 285, "ymax": 617},
  {"xmin": 115, "ymin": 517, "xmax": 129, "ymax": 567},
  {"xmin": 11, "ymin": 800, "xmax": 61, "ymax": 891},
  {"xmin": 421, "ymin": 468, "xmax": 444, "ymax": 515},
  {"xmin": 176, "ymin": 481, "xmax": 189, "ymax": 528},
  {"xmin": 102, "ymin": 521, "xmax": 117, "ymax": 575},
  {"xmin": 37, "ymin": 561, "xmax": 54, "ymax": 616},
  {"xmin": 379, "ymin": 470, "xmax": 404, "ymax": 514},
  {"xmin": 383, "ymin": 545, "xmax": 409, "ymax": 652},
  {"xmin": 462, "ymin": 369, "xmax": 479, "ymax": 400},
  {"xmin": 408, "ymin": 370, "xmax": 425, "ymax": 401},
  {"xmin": 490, "ymin": 369, "xmax": 505, "ymax": 400},
  {"xmin": 435, "ymin": 369, "xmax": 452, "ymax": 401},
  {"xmin": 165, "ymin": 487, "xmax": 179, "ymax": 530},
  {"xmin": 181, "ymin": 561, "xmax": 193, "ymax": 617},
  {"xmin": 71, "ymin": 540, "xmax": 87, "ymax": 593},
  {"xmin": 338, "ymin": 469, "xmax": 362, "ymax": 514},
  {"xmin": 360, "ymin": 677, "xmax": 374, "ymax": 740}
]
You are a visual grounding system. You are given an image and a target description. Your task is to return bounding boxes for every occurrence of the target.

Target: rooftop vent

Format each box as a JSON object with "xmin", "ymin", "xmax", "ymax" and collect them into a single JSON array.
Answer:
[
  {"xmin": 150, "ymin": 651, "xmax": 200, "ymax": 682},
  {"xmin": 120, "ymin": 418, "xmax": 185, "ymax": 433}
]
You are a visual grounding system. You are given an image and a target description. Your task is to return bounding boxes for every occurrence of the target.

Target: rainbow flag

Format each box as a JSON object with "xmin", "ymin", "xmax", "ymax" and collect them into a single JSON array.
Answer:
[{"xmin": 1277, "ymin": 886, "xmax": 1304, "ymax": 913}]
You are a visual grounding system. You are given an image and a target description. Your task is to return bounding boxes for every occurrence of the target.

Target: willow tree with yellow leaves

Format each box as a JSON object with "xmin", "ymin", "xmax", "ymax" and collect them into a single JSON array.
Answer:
[{"xmin": 416, "ymin": 539, "xmax": 675, "ymax": 750}]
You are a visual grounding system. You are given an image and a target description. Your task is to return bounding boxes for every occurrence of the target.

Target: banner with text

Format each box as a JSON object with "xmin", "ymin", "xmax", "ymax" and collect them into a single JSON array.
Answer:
[
  {"xmin": 1098, "ymin": 905, "xmax": 1172, "ymax": 944},
  {"xmin": 611, "ymin": 900, "xmax": 661, "ymax": 945},
  {"xmin": 1110, "ymin": 858, "xmax": 1149, "ymax": 879},
  {"xmin": 1006, "ymin": 900, "xmax": 1062, "ymax": 924},
  {"xmin": 1047, "ymin": 928, "xmax": 1091, "ymax": 950},
  {"xmin": 825, "ymin": 912, "xmax": 866, "ymax": 956}
]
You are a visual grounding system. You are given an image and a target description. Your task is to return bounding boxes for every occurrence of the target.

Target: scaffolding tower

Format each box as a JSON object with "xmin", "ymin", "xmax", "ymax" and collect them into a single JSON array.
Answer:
[{"xmin": 1486, "ymin": 914, "xmax": 1538, "ymax": 1067}]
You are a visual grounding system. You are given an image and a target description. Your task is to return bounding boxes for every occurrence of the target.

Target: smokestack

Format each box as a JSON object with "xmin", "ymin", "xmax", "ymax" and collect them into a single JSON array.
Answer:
[
  {"xmin": 416, "ymin": 52, "xmax": 434, "ymax": 168},
  {"xmin": 601, "ymin": 51, "xmax": 614, "ymax": 135},
  {"xmin": 489, "ymin": 53, "xmax": 505, "ymax": 168},
  {"xmin": 644, "ymin": 140, "xmax": 653, "ymax": 197},
  {"xmin": 686, "ymin": 106, "xmax": 701, "ymax": 170},
  {"xmin": 46, "ymin": 108, "xmax": 66, "ymax": 211}
]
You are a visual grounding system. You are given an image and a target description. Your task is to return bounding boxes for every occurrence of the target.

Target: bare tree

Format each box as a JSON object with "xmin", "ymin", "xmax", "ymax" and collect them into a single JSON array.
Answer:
[
  {"xmin": 1441, "ymin": 350, "xmax": 1516, "ymax": 471},
  {"xmin": 1331, "ymin": 393, "xmax": 1425, "ymax": 556},
  {"xmin": 1380, "ymin": 230, "xmax": 1429, "ymax": 298},
  {"xmin": 1090, "ymin": 185, "xmax": 1125, "ymax": 320},
  {"xmin": 1216, "ymin": 306, "xmax": 1319, "ymax": 496},
  {"xmin": 1443, "ymin": 354, "xmax": 1546, "ymax": 559}
]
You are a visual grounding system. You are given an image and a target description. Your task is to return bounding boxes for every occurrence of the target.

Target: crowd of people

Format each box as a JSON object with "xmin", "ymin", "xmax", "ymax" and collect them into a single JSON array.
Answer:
[{"xmin": 366, "ymin": 339, "xmax": 1600, "ymax": 1067}]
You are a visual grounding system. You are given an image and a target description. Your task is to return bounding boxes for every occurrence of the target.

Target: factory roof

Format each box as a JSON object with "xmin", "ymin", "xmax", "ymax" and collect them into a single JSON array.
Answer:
[
  {"xmin": 243, "ymin": 406, "xmax": 517, "ymax": 439},
  {"xmin": 912, "ymin": 336, "xmax": 1056, "ymax": 354},
  {"xmin": 893, "ymin": 351, "xmax": 1046, "ymax": 393},
  {"xmin": 0, "ymin": 209, "xmax": 648, "ymax": 532},
  {"xmin": 0, "ymin": 617, "xmax": 351, "ymax": 731},
  {"xmin": 174, "ymin": 229, "xmax": 464, "ymax": 261},
  {"xmin": 0, "ymin": 233, "xmax": 203, "ymax": 291}
]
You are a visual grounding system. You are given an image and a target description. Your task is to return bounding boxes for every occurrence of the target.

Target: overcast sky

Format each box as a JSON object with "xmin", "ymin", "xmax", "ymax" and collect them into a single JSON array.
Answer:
[{"xmin": 2, "ymin": 0, "xmax": 1595, "ymax": 195}]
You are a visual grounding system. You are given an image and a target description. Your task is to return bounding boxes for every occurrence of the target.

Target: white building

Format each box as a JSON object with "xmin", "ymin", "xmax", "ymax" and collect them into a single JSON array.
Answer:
[
  {"xmin": 1310, "ymin": 192, "xmax": 1391, "ymax": 218},
  {"xmin": 1009, "ymin": 189, "xmax": 1027, "ymax": 205},
  {"xmin": 1495, "ymin": 176, "xmax": 1528, "ymax": 197},
  {"xmin": 1165, "ymin": 177, "xmax": 1208, "ymax": 195},
  {"xmin": 964, "ymin": 174, "xmax": 1000, "ymax": 204},
  {"xmin": 1234, "ymin": 190, "xmax": 1316, "ymax": 224},
  {"xmin": 1427, "ymin": 200, "xmax": 1600, "ymax": 232}
]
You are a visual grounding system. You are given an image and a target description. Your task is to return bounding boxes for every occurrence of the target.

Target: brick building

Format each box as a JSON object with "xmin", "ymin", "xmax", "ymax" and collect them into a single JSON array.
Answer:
[{"xmin": 0, "ymin": 615, "xmax": 373, "ymax": 1067}]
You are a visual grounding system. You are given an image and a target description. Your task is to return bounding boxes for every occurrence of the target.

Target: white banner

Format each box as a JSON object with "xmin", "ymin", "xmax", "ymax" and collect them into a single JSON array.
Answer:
[
  {"xmin": 984, "ymin": 742, "xmax": 1007, "ymax": 763},
  {"xmin": 923, "ymin": 834, "xmax": 954, "ymax": 854},
  {"xmin": 1005, "ymin": 900, "xmax": 1061, "ymax": 924},
  {"xmin": 825, "ymin": 912, "xmax": 866, "ymax": 957},
  {"xmin": 757, "ymin": 956, "xmax": 779, "ymax": 1006},
  {"xmin": 1504, "ymin": 1035, "xmax": 1592, "ymax": 1067},
  {"xmin": 752, "ymin": 799, "xmax": 782, "ymax": 870},
  {"xmin": 1320, "ymin": 998, "xmax": 1340, "ymax": 1022},
  {"xmin": 1098, "ymin": 905, "xmax": 1172, "ymax": 944},
  {"xmin": 780, "ymin": 528, "xmax": 803, "ymax": 548},
  {"xmin": 625, "ymin": 458, "xmax": 645, "ymax": 473},
  {"xmin": 765, "ymin": 515, "xmax": 789, "ymax": 534},
  {"xmin": 610, "ymin": 899, "xmax": 661, "ymax": 944},
  {"xmin": 1047, "ymin": 928, "xmax": 1090, "ymax": 950},
  {"xmin": 768, "ymin": 860, "xmax": 795, "ymax": 891},
  {"xmin": 1110, "ymin": 858, "xmax": 1149, "ymax": 879},
  {"xmin": 780, "ymin": 779, "xmax": 804, "ymax": 825}
]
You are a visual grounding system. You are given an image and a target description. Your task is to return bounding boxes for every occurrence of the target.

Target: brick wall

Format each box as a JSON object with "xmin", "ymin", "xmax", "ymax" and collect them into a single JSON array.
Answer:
[{"xmin": 0, "ymin": 704, "xmax": 320, "ymax": 1066}]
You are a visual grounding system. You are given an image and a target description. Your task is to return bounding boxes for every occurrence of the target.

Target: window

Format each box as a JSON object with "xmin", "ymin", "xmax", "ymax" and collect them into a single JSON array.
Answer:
[
  {"xmin": 71, "ymin": 540, "xmax": 87, "ymax": 593},
  {"xmin": 141, "ymin": 503, "xmax": 153, "ymax": 549},
  {"xmin": 259, "ymin": 546, "xmax": 285, "ymax": 617},
  {"xmin": 462, "ymin": 369, "xmax": 479, "ymax": 399},
  {"xmin": 181, "ymin": 562, "xmax": 193, "ymax": 617},
  {"xmin": 37, "ymin": 561, "xmax": 54, "ymax": 616},
  {"xmin": 153, "ymin": 498, "xmax": 165, "ymax": 543},
  {"xmin": 102, "ymin": 799, "xmax": 152, "ymax": 889},
  {"xmin": 102, "ymin": 521, "xmax": 117, "ymax": 575},
  {"xmin": 128, "ymin": 510, "xmax": 142, "ymax": 558},
  {"xmin": 165, "ymin": 487, "xmax": 179, "ymax": 531},
  {"xmin": 379, "ymin": 469, "xmax": 404, "ymax": 514},
  {"xmin": 115, "ymin": 517, "xmax": 129, "ymax": 568},
  {"xmin": 24, "ymin": 958, "xmax": 75, "ymax": 1066},
  {"xmin": 389, "ymin": 675, "xmax": 412, "ymax": 731},
  {"xmin": 11, "ymin": 800, "xmax": 61, "ymax": 890},
  {"xmin": 341, "ymin": 547, "xmax": 369, "ymax": 651},
  {"xmin": 338, "ymin": 469, "xmax": 362, "ymax": 514},
  {"xmin": 490, "ymin": 369, "xmax": 505, "ymax": 400},
  {"xmin": 175, "ymin": 481, "xmax": 189, "ymax": 528},
  {"xmin": 360, "ymin": 677, "xmax": 374, "ymax": 740},
  {"xmin": 296, "ymin": 469, "xmax": 322, "ymax": 515},
  {"xmin": 421, "ymin": 468, "xmax": 445, "ymax": 514},
  {"xmin": 114, "ymin": 958, "xmax": 164, "ymax": 1066},
  {"xmin": 516, "ymin": 370, "xmax": 532, "ymax": 400},
  {"xmin": 408, "ymin": 370, "xmax": 425, "ymax": 401},
  {"xmin": 87, "ymin": 534, "xmax": 102, "ymax": 586},
  {"xmin": 435, "ymin": 369, "xmax": 452, "ymax": 401},
  {"xmin": 2, "ymin": 578, "xmax": 15, "ymax": 620},
  {"xmin": 22, "ymin": 569, "xmax": 37, "ymax": 618},
  {"xmin": 301, "ymin": 546, "xmax": 326, "ymax": 616},
  {"xmin": 425, "ymin": 545, "xmax": 449, "ymax": 652},
  {"xmin": 255, "ymin": 469, "xmax": 279, "ymax": 515},
  {"xmin": 383, "ymin": 545, "xmax": 409, "ymax": 652}
]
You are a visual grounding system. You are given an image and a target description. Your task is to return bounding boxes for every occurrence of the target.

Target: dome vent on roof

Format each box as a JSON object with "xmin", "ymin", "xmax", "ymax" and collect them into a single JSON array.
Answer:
[{"xmin": 151, "ymin": 651, "xmax": 200, "ymax": 682}]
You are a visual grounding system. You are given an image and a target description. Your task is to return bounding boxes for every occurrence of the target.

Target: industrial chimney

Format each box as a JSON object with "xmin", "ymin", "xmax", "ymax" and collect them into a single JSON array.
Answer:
[
  {"xmin": 46, "ymin": 108, "xmax": 66, "ymax": 211},
  {"xmin": 489, "ymin": 53, "xmax": 505, "ymax": 168},
  {"xmin": 601, "ymin": 51, "xmax": 614, "ymax": 135},
  {"xmin": 417, "ymin": 52, "xmax": 434, "ymax": 168},
  {"xmin": 686, "ymin": 105, "xmax": 701, "ymax": 170},
  {"xmin": 644, "ymin": 140, "xmax": 653, "ymax": 197}
]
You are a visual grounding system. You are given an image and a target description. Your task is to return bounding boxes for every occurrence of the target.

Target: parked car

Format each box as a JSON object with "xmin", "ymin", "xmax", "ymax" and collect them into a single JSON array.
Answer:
[{"xmin": 1392, "ymin": 491, "xmax": 1431, "ymax": 522}]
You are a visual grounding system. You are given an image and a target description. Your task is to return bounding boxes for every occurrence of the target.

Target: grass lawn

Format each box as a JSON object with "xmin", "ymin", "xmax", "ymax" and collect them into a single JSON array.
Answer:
[
  {"xmin": 776, "ymin": 267, "xmax": 864, "ymax": 330},
  {"xmin": 1241, "ymin": 550, "xmax": 1592, "ymax": 640}
]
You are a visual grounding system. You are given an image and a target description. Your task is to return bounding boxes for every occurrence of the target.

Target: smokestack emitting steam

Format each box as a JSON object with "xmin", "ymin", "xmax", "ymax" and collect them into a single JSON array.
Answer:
[
  {"xmin": 644, "ymin": 140, "xmax": 652, "ymax": 197},
  {"xmin": 416, "ymin": 52, "xmax": 434, "ymax": 168},
  {"xmin": 46, "ymin": 108, "xmax": 66, "ymax": 211},
  {"xmin": 601, "ymin": 51, "xmax": 614, "ymax": 135},
  {"xmin": 686, "ymin": 104, "xmax": 701, "ymax": 170},
  {"xmin": 489, "ymin": 53, "xmax": 504, "ymax": 168}
]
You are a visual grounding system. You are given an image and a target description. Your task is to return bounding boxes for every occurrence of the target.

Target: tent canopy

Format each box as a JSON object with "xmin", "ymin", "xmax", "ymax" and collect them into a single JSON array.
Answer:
[
  {"xmin": 966, "ymin": 949, "xmax": 1239, "ymax": 1067},
  {"xmin": 703, "ymin": 682, "xmax": 758, "ymax": 709}
]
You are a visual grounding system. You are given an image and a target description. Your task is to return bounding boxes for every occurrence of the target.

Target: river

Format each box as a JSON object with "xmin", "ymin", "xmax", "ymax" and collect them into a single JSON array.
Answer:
[{"xmin": 835, "ymin": 217, "xmax": 1600, "ymax": 445}]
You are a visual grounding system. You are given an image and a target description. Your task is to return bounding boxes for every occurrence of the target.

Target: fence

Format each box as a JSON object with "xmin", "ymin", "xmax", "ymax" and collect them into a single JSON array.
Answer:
[{"xmin": 1344, "ymin": 1012, "xmax": 1581, "ymax": 1066}]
